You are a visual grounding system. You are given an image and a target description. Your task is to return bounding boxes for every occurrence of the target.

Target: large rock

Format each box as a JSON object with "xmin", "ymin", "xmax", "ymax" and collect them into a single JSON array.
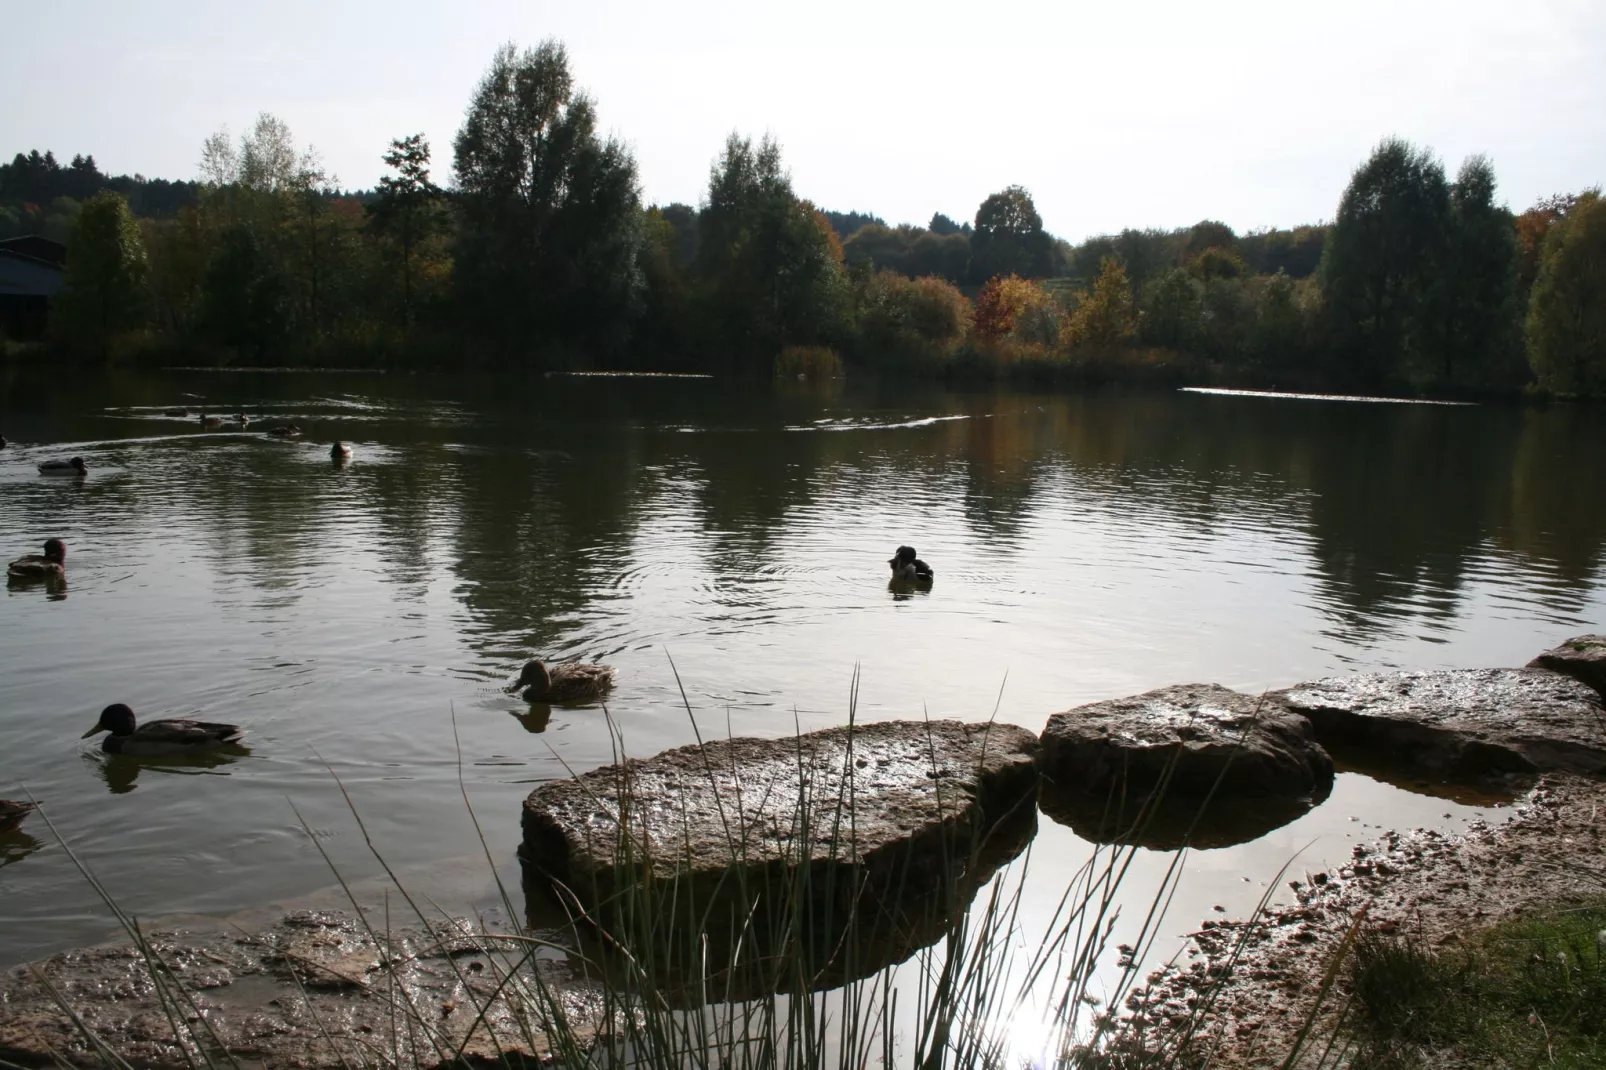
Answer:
[
  {"xmin": 520, "ymin": 720, "xmax": 1039, "ymax": 999},
  {"xmin": 1274, "ymin": 668, "xmax": 1606, "ymax": 783},
  {"xmin": 1529, "ymin": 635, "xmax": 1606, "ymax": 700},
  {"xmin": 1037, "ymin": 684, "xmax": 1334, "ymax": 850},
  {"xmin": 0, "ymin": 911, "xmax": 605, "ymax": 1069}
]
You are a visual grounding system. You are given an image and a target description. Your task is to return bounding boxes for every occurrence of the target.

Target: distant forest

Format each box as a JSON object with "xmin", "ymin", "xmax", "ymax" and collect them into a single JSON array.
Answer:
[{"xmin": 4, "ymin": 38, "xmax": 1602, "ymax": 399}]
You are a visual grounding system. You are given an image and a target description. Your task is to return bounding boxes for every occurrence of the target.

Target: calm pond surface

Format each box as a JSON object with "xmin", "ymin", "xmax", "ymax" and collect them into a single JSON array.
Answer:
[{"xmin": 2, "ymin": 368, "xmax": 1603, "ymax": 1002}]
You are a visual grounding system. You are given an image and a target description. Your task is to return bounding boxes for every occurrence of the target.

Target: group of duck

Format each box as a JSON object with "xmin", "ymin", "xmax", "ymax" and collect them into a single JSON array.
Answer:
[
  {"xmin": 2, "ymin": 535, "xmax": 936, "ymax": 837},
  {"xmin": 4, "ymin": 408, "xmax": 356, "ymax": 479}
]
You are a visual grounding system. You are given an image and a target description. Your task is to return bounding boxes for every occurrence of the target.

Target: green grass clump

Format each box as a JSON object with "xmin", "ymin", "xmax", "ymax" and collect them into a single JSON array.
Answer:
[{"xmin": 1345, "ymin": 900, "xmax": 1606, "ymax": 1069}]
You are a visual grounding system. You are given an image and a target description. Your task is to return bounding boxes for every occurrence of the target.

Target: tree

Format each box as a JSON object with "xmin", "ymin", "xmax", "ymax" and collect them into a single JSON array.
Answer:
[
  {"xmin": 929, "ymin": 212, "xmax": 964, "ymax": 236},
  {"xmin": 970, "ymin": 185, "xmax": 1052, "ymax": 282},
  {"xmin": 1319, "ymin": 138, "xmax": 1451, "ymax": 387},
  {"xmin": 1140, "ymin": 268, "xmax": 1202, "ymax": 349},
  {"xmin": 453, "ymin": 40, "xmax": 643, "ymax": 356},
  {"xmin": 1434, "ymin": 156, "xmax": 1521, "ymax": 386},
  {"xmin": 695, "ymin": 133, "xmax": 849, "ymax": 363},
  {"xmin": 368, "ymin": 134, "xmax": 443, "ymax": 326},
  {"xmin": 200, "ymin": 223, "xmax": 289, "ymax": 357},
  {"xmin": 1065, "ymin": 258, "xmax": 1138, "ymax": 347},
  {"xmin": 972, "ymin": 274, "xmax": 1054, "ymax": 341},
  {"xmin": 1527, "ymin": 191, "xmax": 1606, "ymax": 398},
  {"xmin": 53, "ymin": 190, "xmax": 150, "ymax": 350}
]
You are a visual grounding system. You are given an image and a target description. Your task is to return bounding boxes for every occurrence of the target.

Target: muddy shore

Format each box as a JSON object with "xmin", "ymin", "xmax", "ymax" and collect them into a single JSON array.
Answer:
[{"xmin": 1110, "ymin": 773, "xmax": 1606, "ymax": 1067}]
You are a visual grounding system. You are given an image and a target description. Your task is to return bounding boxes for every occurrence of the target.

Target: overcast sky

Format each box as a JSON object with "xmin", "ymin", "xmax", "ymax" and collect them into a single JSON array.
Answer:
[{"xmin": 4, "ymin": 0, "xmax": 1603, "ymax": 241}]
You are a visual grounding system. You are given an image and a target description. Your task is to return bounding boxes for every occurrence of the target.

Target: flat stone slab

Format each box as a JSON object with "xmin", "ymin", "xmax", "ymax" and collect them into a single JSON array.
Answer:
[
  {"xmin": 1529, "ymin": 635, "xmax": 1606, "ymax": 700},
  {"xmin": 1037, "ymin": 684, "xmax": 1333, "ymax": 849},
  {"xmin": 1040, "ymin": 684, "xmax": 1334, "ymax": 800},
  {"xmin": 1273, "ymin": 668, "xmax": 1606, "ymax": 783},
  {"xmin": 521, "ymin": 720, "xmax": 1038, "ymax": 997},
  {"xmin": 0, "ymin": 911, "xmax": 605, "ymax": 1069},
  {"xmin": 522, "ymin": 719, "xmax": 1038, "ymax": 903}
]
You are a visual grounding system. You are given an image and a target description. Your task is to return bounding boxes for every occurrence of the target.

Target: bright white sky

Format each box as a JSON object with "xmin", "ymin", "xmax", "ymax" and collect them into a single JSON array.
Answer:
[{"xmin": 5, "ymin": 0, "xmax": 1603, "ymax": 241}]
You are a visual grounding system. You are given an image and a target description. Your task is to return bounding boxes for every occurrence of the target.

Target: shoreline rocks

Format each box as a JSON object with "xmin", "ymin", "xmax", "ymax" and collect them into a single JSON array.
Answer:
[
  {"xmin": 1528, "ymin": 634, "xmax": 1606, "ymax": 700},
  {"xmin": 1038, "ymin": 684, "xmax": 1334, "ymax": 849},
  {"xmin": 521, "ymin": 719, "xmax": 1039, "ymax": 999},
  {"xmin": 1274, "ymin": 667, "xmax": 1606, "ymax": 785},
  {"xmin": 0, "ymin": 911, "xmax": 605, "ymax": 1069}
]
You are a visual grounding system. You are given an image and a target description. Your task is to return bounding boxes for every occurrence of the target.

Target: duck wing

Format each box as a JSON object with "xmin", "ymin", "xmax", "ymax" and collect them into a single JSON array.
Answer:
[
  {"xmin": 550, "ymin": 663, "xmax": 616, "ymax": 702},
  {"xmin": 123, "ymin": 718, "xmax": 247, "ymax": 754}
]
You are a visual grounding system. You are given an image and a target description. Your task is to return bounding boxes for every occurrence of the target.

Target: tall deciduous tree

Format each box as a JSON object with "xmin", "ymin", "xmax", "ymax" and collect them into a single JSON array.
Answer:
[
  {"xmin": 453, "ymin": 40, "xmax": 642, "ymax": 357},
  {"xmin": 695, "ymin": 134, "xmax": 849, "ymax": 364},
  {"xmin": 1527, "ymin": 191, "xmax": 1606, "ymax": 398},
  {"xmin": 970, "ymin": 185, "xmax": 1052, "ymax": 282},
  {"xmin": 369, "ymin": 134, "xmax": 443, "ymax": 326},
  {"xmin": 53, "ymin": 190, "xmax": 150, "ymax": 350},
  {"xmin": 1319, "ymin": 138, "xmax": 1450, "ymax": 387},
  {"xmin": 1065, "ymin": 257, "xmax": 1138, "ymax": 347},
  {"xmin": 1435, "ymin": 156, "xmax": 1520, "ymax": 386}
]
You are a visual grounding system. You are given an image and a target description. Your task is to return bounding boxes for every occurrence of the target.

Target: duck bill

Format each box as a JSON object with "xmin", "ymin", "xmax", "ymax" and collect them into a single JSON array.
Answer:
[{"xmin": 81, "ymin": 724, "xmax": 107, "ymax": 738}]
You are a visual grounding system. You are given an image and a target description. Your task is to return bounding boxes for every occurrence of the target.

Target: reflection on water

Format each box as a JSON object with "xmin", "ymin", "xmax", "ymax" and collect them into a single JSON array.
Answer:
[
  {"xmin": 85, "ymin": 748, "xmax": 251, "ymax": 796},
  {"xmin": 1, "ymin": 367, "xmax": 1604, "ymax": 972}
]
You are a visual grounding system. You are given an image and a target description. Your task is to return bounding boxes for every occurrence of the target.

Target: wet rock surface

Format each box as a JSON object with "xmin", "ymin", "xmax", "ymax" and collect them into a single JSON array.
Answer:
[
  {"xmin": 1528, "ymin": 634, "xmax": 1606, "ymax": 700},
  {"xmin": 1274, "ymin": 668, "xmax": 1606, "ymax": 785},
  {"xmin": 1038, "ymin": 685, "xmax": 1334, "ymax": 848},
  {"xmin": 521, "ymin": 719, "xmax": 1039, "ymax": 908},
  {"xmin": 0, "ymin": 911, "xmax": 605, "ymax": 1069}
]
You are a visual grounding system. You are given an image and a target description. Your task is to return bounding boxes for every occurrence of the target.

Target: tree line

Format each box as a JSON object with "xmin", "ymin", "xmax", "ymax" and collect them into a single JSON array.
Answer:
[{"xmin": 8, "ymin": 39, "xmax": 1603, "ymax": 398}]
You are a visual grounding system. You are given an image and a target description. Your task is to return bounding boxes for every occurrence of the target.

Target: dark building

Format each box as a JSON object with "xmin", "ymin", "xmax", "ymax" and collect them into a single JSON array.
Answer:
[{"xmin": 0, "ymin": 235, "xmax": 67, "ymax": 340}]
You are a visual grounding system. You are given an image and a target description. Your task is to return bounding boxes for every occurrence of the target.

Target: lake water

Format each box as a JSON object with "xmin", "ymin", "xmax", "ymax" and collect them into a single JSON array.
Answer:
[{"xmin": 2, "ymin": 369, "xmax": 1603, "ymax": 1017}]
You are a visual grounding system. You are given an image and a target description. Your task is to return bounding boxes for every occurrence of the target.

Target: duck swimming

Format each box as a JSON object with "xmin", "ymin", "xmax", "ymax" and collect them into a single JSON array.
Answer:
[
  {"xmin": 9, "ymin": 538, "xmax": 66, "ymax": 580},
  {"xmin": 38, "ymin": 457, "xmax": 88, "ymax": 476},
  {"xmin": 330, "ymin": 441, "xmax": 352, "ymax": 461},
  {"xmin": 81, "ymin": 703, "xmax": 247, "ymax": 756},
  {"xmin": 888, "ymin": 544, "xmax": 934, "ymax": 583},
  {"xmin": 199, "ymin": 412, "xmax": 223, "ymax": 428},
  {"xmin": 507, "ymin": 659, "xmax": 616, "ymax": 704},
  {"xmin": 233, "ymin": 412, "xmax": 250, "ymax": 427},
  {"xmin": 0, "ymin": 800, "xmax": 37, "ymax": 834},
  {"xmin": 267, "ymin": 424, "xmax": 302, "ymax": 439}
]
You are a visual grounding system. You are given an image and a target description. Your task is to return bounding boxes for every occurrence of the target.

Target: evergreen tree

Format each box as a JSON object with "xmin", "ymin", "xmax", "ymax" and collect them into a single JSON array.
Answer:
[{"xmin": 369, "ymin": 134, "xmax": 443, "ymax": 326}]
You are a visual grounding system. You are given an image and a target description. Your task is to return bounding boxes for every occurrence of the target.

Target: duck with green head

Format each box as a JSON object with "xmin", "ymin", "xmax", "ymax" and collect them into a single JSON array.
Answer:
[
  {"xmin": 507, "ymin": 659, "xmax": 616, "ymax": 704},
  {"xmin": 82, "ymin": 704, "xmax": 247, "ymax": 756},
  {"xmin": 9, "ymin": 538, "xmax": 66, "ymax": 580}
]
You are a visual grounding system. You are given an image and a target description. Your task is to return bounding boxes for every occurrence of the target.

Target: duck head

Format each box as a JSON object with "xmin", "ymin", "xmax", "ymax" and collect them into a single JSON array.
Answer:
[
  {"xmin": 889, "ymin": 545, "xmax": 917, "ymax": 571},
  {"xmin": 70, "ymin": 457, "xmax": 88, "ymax": 474},
  {"xmin": 42, "ymin": 538, "xmax": 65, "ymax": 564},
  {"xmin": 510, "ymin": 660, "xmax": 552, "ymax": 699},
  {"xmin": 83, "ymin": 703, "xmax": 137, "ymax": 739}
]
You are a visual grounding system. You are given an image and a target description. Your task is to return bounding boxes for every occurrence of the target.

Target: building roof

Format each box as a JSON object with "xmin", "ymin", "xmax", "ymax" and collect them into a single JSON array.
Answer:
[{"xmin": 0, "ymin": 235, "xmax": 67, "ymax": 270}]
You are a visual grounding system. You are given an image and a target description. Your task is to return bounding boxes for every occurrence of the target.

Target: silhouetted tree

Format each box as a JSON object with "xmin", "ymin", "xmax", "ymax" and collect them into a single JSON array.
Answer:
[
  {"xmin": 970, "ymin": 185, "xmax": 1052, "ymax": 281},
  {"xmin": 1528, "ymin": 191, "xmax": 1606, "ymax": 397},
  {"xmin": 453, "ymin": 40, "xmax": 643, "ymax": 358},
  {"xmin": 368, "ymin": 134, "xmax": 443, "ymax": 327},
  {"xmin": 52, "ymin": 190, "xmax": 150, "ymax": 351}
]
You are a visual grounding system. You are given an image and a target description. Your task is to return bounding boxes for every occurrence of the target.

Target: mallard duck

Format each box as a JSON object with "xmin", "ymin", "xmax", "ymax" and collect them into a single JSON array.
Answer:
[
  {"xmin": 233, "ymin": 412, "xmax": 250, "ymax": 427},
  {"xmin": 0, "ymin": 434, "xmax": 8, "ymax": 448},
  {"xmin": 9, "ymin": 538, "xmax": 66, "ymax": 580},
  {"xmin": 330, "ymin": 441, "xmax": 352, "ymax": 461},
  {"xmin": 888, "ymin": 544, "xmax": 934, "ymax": 583},
  {"xmin": 0, "ymin": 800, "xmax": 37, "ymax": 834},
  {"xmin": 267, "ymin": 424, "xmax": 302, "ymax": 439},
  {"xmin": 199, "ymin": 412, "xmax": 223, "ymax": 428},
  {"xmin": 507, "ymin": 659, "xmax": 616, "ymax": 704},
  {"xmin": 81, "ymin": 703, "xmax": 246, "ymax": 756},
  {"xmin": 38, "ymin": 457, "xmax": 88, "ymax": 476}
]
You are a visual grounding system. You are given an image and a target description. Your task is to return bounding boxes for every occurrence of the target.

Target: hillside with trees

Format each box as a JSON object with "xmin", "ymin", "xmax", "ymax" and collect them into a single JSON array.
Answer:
[{"xmin": 3, "ymin": 38, "xmax": 1601, "ymax": 398}]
